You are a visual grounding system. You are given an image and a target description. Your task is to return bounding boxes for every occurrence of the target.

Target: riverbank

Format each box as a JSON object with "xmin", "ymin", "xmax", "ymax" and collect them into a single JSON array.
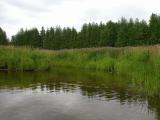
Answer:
[{"xmin": 0, "ymin": 45, "xmax": 160, "ymax": 76}]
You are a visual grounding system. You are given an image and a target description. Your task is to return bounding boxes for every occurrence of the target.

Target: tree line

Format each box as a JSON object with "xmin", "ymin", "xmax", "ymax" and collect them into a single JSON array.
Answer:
[{"xmin": 1, "ymin": 13, "xmax": 160, "ymax": 49}]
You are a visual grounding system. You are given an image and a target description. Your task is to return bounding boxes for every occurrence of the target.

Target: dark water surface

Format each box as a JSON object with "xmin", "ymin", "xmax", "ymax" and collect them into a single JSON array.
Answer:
[{"xmin": 0, "ymin": 68, "xmax": 159, "ymax": 120}]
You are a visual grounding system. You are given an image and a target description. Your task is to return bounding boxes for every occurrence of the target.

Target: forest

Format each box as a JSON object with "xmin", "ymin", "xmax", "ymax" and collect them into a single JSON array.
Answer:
[{"xmin": 1, "ymin": 13, "xmax": 160, "ymax": 49}]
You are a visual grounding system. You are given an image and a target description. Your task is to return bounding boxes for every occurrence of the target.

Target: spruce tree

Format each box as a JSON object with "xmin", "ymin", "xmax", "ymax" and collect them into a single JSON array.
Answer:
[{"xmin": 0, "ymin": 27, "xmax": 8, "ymax": 45}]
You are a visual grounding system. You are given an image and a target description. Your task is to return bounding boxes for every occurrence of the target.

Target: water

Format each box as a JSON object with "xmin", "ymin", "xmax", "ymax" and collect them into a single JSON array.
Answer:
[{"xmin": 0, "ymin": 68, "xmax": 159, "ymax": 120}]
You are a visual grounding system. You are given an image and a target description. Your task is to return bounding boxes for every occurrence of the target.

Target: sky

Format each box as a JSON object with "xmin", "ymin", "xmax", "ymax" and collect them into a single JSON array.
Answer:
[{"xmin": 0, "ymin": 0, "xmax": 160, "ymax": 38}]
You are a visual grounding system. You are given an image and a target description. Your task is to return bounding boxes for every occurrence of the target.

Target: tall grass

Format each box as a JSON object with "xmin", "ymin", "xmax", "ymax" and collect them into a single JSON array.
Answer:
[
  {"xmin": 0, "ymin": 45, "xmax": 160, "ymax": 76},
  {"xmin": 0, "ymin": 46, "xmax": 52, "ymax": 71}
]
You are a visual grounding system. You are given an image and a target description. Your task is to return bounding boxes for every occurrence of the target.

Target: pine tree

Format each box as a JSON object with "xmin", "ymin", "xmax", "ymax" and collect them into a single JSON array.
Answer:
[
  {"xmin": 0, "ymin": 27, "xmax": 8, "ymax": 45},
  {"xmin": 101, "ymin": 21, "xmax": 117, "ymax": 47},
  {"xmin": 10, "ymin": 13, "xmax": 160, "ymax": 49},
  {"xmin": 116, "ymin": 18, "xmax": 128, "ymax": 47},
  {"xmin": 40, "ymin": 27, "xmax": 45, "ymax": 48},
  {"xmin": 149, "ymin": 13, "xmax": 160, "ymax": 44}
]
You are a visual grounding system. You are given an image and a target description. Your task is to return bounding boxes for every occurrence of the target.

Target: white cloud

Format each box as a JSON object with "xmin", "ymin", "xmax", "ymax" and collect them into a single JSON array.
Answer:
[{"xmin": 0, "ymin": 0, "xmax": 160, "ymax": 38}]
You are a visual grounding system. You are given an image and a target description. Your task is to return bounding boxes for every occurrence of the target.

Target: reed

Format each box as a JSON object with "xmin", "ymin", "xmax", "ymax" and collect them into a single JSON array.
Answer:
[{"xmin": 0, "ymin": 45, "xmax": 160, "ymax": 77}]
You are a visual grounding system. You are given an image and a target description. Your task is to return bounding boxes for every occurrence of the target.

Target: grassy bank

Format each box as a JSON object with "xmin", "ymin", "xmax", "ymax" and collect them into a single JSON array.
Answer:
[
  {"xmin": 1, "ymin": 45, "xmax": 160, "ymax": 96},
  {"xmin": 0, "ymin": 45, "xmax": 160, "ymax": 76},
  {"xmin": 1, "ymin": 46, "xmax": 160, "ymax": 119}
]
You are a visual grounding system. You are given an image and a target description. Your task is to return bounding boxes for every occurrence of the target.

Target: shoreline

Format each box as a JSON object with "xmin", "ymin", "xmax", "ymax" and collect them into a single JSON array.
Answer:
[{"xmin": 0, "ymin": 46, "xmax": 159, "ymax": 75}]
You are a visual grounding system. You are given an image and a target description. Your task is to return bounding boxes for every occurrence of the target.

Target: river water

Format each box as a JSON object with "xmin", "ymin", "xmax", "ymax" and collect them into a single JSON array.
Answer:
[{"xmin": 0, "ymin": 68, "xmax": 159, "ymax": 120}]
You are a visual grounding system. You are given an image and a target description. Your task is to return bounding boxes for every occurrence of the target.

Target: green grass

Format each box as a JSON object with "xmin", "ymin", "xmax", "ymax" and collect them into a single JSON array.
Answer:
[{"xmin": 0, "ymin": 45, "xmax": 160, "ymax": 77}]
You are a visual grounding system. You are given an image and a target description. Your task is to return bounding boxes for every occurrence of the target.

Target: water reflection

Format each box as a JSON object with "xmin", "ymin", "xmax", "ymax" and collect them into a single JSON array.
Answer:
[{"xmin": 0, "ymin": 68, "xmax": 159, "ymax": 120}]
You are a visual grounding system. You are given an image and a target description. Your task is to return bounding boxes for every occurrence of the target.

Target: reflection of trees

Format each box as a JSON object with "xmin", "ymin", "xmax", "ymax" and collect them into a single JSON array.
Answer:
[{"xmin": 0, "ymin": 68, "xmax": 160, "ymax": 119}]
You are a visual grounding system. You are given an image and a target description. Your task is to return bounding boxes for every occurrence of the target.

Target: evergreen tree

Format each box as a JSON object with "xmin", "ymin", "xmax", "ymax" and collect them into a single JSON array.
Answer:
[
  {"xmin": 101, "ymin": 21, "xmax": 117, "ymax": 47},
  {"xmin": 43, "ymin": 29, "xmax": 51, "ymax": 49},
  {"xmin": 40, "ymin": 27, "xmax": 45, "ymax": 48},
  {"xmin": 116, "ymin": 18, "xmax": 129, "ymax": 47},
  {"xmin": 9, "ymin": 13, "xmax": 160, "ymax": 49},
  {"xmin": 0, "ymin": 27, "xmax": 8, "ymax": 45},
  {"xmin": 70, "ymin": 27, "xmax": 78, "ymax": 48},
  {"xmin": 149, "ymin": 13, "xmax": 160, "ymax": 44}
]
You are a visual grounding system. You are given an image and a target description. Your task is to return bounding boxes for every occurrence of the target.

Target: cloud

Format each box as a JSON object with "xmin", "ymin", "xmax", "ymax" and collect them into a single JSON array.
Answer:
[{"xmin": 5, "ymin": 0, "xmax": 50, "ymax": 13}]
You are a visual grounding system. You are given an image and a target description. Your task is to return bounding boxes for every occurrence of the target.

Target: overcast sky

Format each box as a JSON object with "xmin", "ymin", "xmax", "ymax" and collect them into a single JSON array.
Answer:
[{"xmin": 0, "ymin": 0, "xmax": 160, "ymax": 38}]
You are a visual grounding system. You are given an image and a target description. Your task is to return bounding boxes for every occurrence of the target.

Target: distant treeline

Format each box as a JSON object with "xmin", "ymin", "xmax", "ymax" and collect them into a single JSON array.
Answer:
[{"xmin": 1, "ymin": 13, "xmax": 160, "ymax": 49}]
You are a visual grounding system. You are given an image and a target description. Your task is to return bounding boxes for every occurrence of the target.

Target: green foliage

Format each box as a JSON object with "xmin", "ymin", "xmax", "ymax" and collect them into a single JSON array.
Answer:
[
  {"xmin": 100, "ymin": 21, "xmax": 117, "ymax": 46},
  {"xmin": 149, "ymin": 13, "xmax": 160, "ymax": 44},
  {"xmin": 0, "ymin": 27, "xmax": 8, "ymax": 45},
  {"xmin": 8, "ymin": 13, "xmax": 160, "ymax": 49},
  {"xmin": 0, "ymin": 46, "xmax": 51, "ymax": 71},
  {"xmin": 12, "ymin": 28, "xmax": 40, "ymax": 48},
  {"xmin": 0, "ymin": 46, "xmax": 160, "ymax": 76}
]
